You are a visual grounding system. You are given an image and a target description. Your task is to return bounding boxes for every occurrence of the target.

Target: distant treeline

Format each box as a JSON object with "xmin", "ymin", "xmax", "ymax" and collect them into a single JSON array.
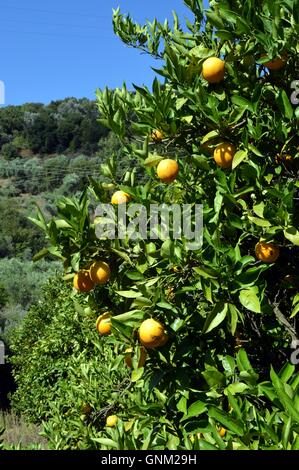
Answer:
[{"xmin": 0, "ymin": 97, "xmax": 109, "ymax": 157}]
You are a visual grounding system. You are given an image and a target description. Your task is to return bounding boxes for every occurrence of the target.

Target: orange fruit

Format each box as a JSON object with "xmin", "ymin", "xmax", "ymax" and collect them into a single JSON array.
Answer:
[
  {"xmin": 96, "ymin": 312, "xmax": 112, "ymax": 336},
  {"xmin": 262, "ymin": 54, "xmax": 286, "ymax": 70},
  {"xmin": 218, "ymin": 427, "xmax": 227, "ymax": 437},
  {"xmin": 151, "ymin": 129, "xmax": 164, "ymax": 142},
  {"xmin": 89, "ymin": 261, "xmax": 111, "ymax": 285},
  {"xmin": 106, "ymin": 415, "xmax": 118, "ymax": 427},
  {"xmin": 139, "ymin": 318, "xmax": 168, "ymax": 349},
  {"xmin": 124, "ymin": 347, "xmax": 147, "ymax": 368},
  {"xmin": 202, "ymin": 57, "xmax": 225, "ymax": 83},
  {"xmin": 73, "ymin": 270, "xmax": 94, "ymax": 292},
  {"xmin": 213, "ymin": 143, "xmax": 236, "ymax": 168},
  {"xmin": 255, "ymin": 242, "xmax": 280, "ymax": 263},
  {"xmin": 111, "ymin": 190, "xmax": 131, "ymax": 205},
  {"xmin": 156, "ymin": 159, "xmax": 179, "ymax": 183}
]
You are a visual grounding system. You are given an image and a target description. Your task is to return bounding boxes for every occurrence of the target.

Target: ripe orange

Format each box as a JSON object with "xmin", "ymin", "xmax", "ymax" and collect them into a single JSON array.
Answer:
[
  {"xmin": 73, "ymin": 270, "xmax": 94, "ymax": 292},
  {"xmin": 262, "ymin": 55, "xmax": 286, "ymax": 70},
  {"xmin": 124, "ymin": 346, "xmax": 147, "ymax": 368},
  {"xmin": 111, "ymin": 190, "xmax": 131, "ymax": 205},
  {"xmin": 213, "ymin": 143, "xmax": 236, "ymax": 168},
  {"xmin": 255, "ymin": 242, "xmax": 280, "ymax": 263},
  {"xmin": 218, "ymin": 427, "xmax": 227, "ymax": 437},
  {"xmin": 139, "ymin": 318, "xmax": 168, "ymax": 349},
  {"xmin": 202, "ymin": 57, "xmax": 225, "ymax": 83},
  {"xmin": 89, "ymin": 261, "xmax": 111, "ymax": 285},
  {"xmin": 106, "ymin": 415, "xmax": 118, "ymax": 427},
  {"xmin": 96, "ymin": 312, "xmax": 112, "ymax": 336},
  {"xmin": 156, "ymin": 159, "xmax": 179, "ymax": 183},
  {"xmin": 151, "ymin": 129, "xmax": 164, "ymax": 142}
]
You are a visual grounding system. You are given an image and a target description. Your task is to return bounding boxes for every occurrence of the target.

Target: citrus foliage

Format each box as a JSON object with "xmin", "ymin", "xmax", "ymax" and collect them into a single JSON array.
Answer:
[
  {"xmin": 9, "ymin": 279, "xmax": 134, "ymax": 449},
  {"xmin": 23, "ymin": 0, "xmax": 299, "ymax": 449}
]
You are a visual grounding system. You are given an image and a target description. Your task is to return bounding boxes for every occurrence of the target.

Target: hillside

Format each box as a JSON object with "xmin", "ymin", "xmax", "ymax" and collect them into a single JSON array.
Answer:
[{"xmin": 0, "ymin": 98, "xmax": 122, "ymax": 336}]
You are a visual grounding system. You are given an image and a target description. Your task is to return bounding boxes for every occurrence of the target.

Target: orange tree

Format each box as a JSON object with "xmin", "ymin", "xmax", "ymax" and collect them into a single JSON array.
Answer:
[{"xmin": 28, "ymin": 0, "xmax": 299, "ymax": 449}]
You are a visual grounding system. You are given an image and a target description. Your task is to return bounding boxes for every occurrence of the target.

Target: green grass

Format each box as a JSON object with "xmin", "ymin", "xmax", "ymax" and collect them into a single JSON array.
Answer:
[{"xmin": 0, "ymin": 411, "xmax": 47, "ymax": 449}]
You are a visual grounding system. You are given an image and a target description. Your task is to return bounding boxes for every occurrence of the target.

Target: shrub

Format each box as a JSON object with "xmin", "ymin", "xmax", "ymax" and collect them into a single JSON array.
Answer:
[{"xmin": 9, "ymin": 278, "xmax": 132, "ymax": 449}]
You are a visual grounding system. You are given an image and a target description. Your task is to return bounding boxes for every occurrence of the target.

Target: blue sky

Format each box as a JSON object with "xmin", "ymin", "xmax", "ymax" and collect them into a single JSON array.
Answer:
[{"xmin": 0, "ymin": 0, "xmax": 207, "ymax": 106}]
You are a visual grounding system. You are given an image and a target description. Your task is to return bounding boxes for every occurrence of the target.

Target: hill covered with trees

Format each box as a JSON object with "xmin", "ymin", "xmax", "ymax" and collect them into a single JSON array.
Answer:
[{"xmin": 0, "ymin": 97, "xmax": 108, "ymax": 158}]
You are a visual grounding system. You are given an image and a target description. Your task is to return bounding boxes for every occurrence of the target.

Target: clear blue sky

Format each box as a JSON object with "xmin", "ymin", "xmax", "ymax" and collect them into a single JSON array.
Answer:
[{"xmin": 0, "ymin": 0, "xmax": 207, "ymax": 106}]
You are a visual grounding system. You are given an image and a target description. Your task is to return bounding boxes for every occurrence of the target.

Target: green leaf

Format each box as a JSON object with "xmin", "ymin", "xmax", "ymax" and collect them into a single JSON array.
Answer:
[
  {"xmin": 248, "ymin": 215, "xmax": 271, "ymax": 227},
  {"xmin": 116, "ymin": 290, "xmax": 142, "ymax": 298},
  {"xmin": 279, "ymin": 363, "xmax": 295, "ymax": 384},
  {"xmin": 228, "ymin": 304, "xmax": 240, "ymax": 336},
  {"xmin": 92, "ymin": 438, "xmax": 118, "ymax": 449},
  {"xmin": 201, "ymin": 130, "xmax": 219, "ymax": 144},
  {"xmin": 198, "ymin": 440, "xmax": 218, "ymax": 450},
  {"xmin": 253, "ymin": 202, "xmax": 265, "ymax": 218},
  {"xmin": 225, "ymin": 382, "xmax": 248, "ymax": 395},
  {"xmin": 202, "ymin": 303, "xmax": 228, "ymax": 334},
  {"xmin": 239, "ymin": 288, "xmax": 261, "ymax": 313},
  {"xmin": 205, "ymin": 11, "xmax": 224, "ymax": 28},
  {"xmin": 231, "ymin": 95, "xmax": 253, "ymax": 112},
  {"xmin": 290, "ymin": 303, "xmax": 299, "ymax": 319},
  {"xmin": 111, "ymin": 310, "xmax": 144, "ymax": 325},
  {"xmin": 232, "ymin": 150, "xmax": 248, "ymax": 169},
  {"xmin": 160, "ymin": 239, "xmax": 174, "ymax": 258},
  {"xmin": 193, "ymin": 266, "xmax": 218, "ymax": 279},
  {"xmin": 111, "ymin": 248, "xmax": 133, "ymax": 265},
  {"xmin": 236, "ymin": 349, "xmax": 253, "ymax": 372},
  {"xmin": 125, "ymin": 271, "xmax": 145, "ymax": 281},
  {"xmin": 144, "ymin": 153, "xmax": 163, "ymax": 168},
  {"xmin": 32, "ymin": 247, "xmax": 49, "ymax": 262},
  {"xmin": 284, "ymin": 227, "xmax": 299, "ymax": 246},
  {"xmin": 277, "ymin": 90, "xmax": 294, "ymax": 120},
  {"xmin": 227, "ymin": 391, "xmax": 242, "ymax": 420},
  {"xmin": 202, "ymin": 366, "xmax": 225, "ymax": 388},
  {"xmin": 270, "ymin": 367, "xmax": 299, "ymax": 423},
  {"xmin": 248, "ymin": 144, "xmax": 263, "ymax": 157},
  {"xmin": 133, "ymin": 297, "xmax": 153, "ymax": 307},
  {"xmin": 176, "ymin": 97, "xmax": 188, "ymax": 110},
  {"xmin": 131, "ymin": 367, "xmax": 144, "ymax": 382},
  {"xmin": 208, "ymin": 406, "xmax": 244, "ymax": 436},
  {"xmin": 183, "ymin": 400, "xmax": 207, "ymax": 420},
  {"xmin": 176, "ymin": 396, "xmax": 187, "ymax": 414},
  {"xmin": 292, "ymin": 294, "xmax": 299, "ymax": 306}
]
